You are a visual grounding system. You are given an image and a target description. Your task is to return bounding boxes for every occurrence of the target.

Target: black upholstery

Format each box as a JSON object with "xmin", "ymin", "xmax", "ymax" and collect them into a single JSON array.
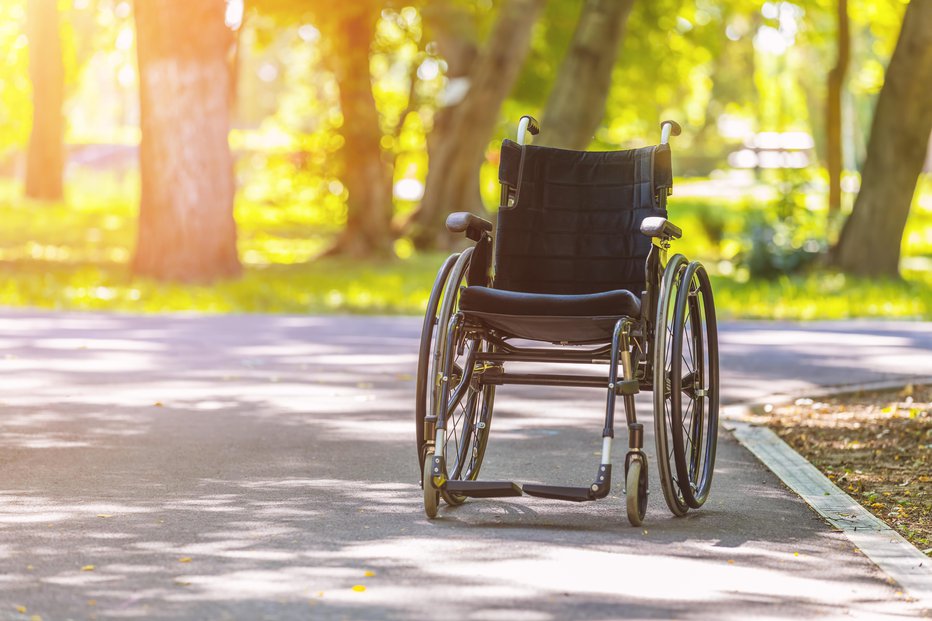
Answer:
[
  {"xmin": 494, "ymin": 139, "xmax": 671, "ymax": 296},
  {"xmin": 457, "ymin": 138, "xmax": 673, "ymax": 343},
  {"xmin": 460, "ymin": 286, "xmax": 640, "ymax": 318}
]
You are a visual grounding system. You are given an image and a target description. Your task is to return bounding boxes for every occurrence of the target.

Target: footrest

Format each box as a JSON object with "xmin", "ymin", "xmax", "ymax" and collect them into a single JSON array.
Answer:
[
  {"xmin": 522, "ymin": 484, "xmax": 594, "ymax": 502},
  {"xmin": 444, "ymin": 480, "xmax": 523, "ymax": 498}
]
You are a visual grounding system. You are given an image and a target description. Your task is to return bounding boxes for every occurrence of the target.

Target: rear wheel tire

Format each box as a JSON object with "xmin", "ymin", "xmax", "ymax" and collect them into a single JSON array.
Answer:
[
  {"xmin": 669, "ymin": 261, "xmax": 719, "ymax": 509},
  {"xmin": 653, "ymin": 254, "xmax": 690, "ymax": 517},
  {"xmin": 416, "ymin": 254, "xmax": 459, "ymax": 483},
  {"xmin": 423, "ymin": 249, "xmax": 496, "ymax": 507}
]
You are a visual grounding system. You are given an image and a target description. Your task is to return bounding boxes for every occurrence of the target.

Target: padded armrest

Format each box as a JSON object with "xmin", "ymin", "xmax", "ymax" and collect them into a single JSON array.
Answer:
[
  {"xmin": 640, "ymin": 216, "xmax": 682, "ymax": 241},
  {"xmin": 446, "ymin": 212, "xmax": 493, "ymax": 242}
]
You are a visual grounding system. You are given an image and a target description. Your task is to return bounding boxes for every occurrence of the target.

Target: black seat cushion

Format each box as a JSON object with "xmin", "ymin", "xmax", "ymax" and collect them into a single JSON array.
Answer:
[
  {"xmin": 460, "ymin": 286, "xmax": 640, "ymax": 318},
  {"xmin": 458, "ymin": 286, "xmax": 640, "ymax": 344}
]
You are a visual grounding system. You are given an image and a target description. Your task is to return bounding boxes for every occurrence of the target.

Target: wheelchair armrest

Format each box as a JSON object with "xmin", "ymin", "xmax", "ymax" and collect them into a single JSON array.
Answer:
[
  {"xmin": 446, "ymin": 212, "xmax": 493, "ymax": 242},
  {"xmin": 640, "ymin": 216, "xmax": 682, "ymax": 241}
]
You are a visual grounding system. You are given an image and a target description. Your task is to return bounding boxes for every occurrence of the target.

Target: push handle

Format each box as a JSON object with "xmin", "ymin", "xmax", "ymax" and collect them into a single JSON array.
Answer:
[
  {"xmin": 517, "ymin": 115, "xmax": 540, "ymax": 145},
  {"xmin": 660, "ymin": 120, "xmax": 682, "ymax": 145}
]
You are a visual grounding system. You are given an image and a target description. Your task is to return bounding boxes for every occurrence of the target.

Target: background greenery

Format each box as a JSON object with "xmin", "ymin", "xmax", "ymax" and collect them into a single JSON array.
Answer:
[
  {"xmin": 0, "ymin": 0, "xmax": 929, "ymax": 318},
  {"xmin": 1, "ymin": 171, "xmax": 928, "ymax": 319}
]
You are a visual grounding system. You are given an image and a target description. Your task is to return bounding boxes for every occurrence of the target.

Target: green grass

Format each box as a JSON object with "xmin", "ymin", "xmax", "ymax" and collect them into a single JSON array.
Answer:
[
  {"xmin": 0, "ymin": 172, "xmax": 930, "ymax": 319},
  {"xmin": 711, "ymin": 271, "xmax": 932, "ymax": 320}
]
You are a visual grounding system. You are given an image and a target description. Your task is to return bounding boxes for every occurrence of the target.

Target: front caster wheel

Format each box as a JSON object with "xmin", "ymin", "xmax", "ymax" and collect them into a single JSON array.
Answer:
[
  {"xmin": 423, "ymin": 450, "xmax": 439, "ymax": 519},
  {"xmin": 626, "ymin": 455, "xmax": 648, "ymax": 526}
]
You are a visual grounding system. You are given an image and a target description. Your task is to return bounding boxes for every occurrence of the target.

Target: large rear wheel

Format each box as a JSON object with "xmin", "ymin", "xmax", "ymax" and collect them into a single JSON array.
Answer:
[
  {"xmin": 669, "ymin": 261, "xmax": 719, "ymax": 509},
  {"xmin": 419, "ymin": 249, "xmax": 496, "ymax": 507},
  {"xmin": 416, "ymin": 253, "xmax": 459, "ymax": 482},
  {"xmin": 653, "ymin": 254, "xmax": 690, "ymax": 516}
]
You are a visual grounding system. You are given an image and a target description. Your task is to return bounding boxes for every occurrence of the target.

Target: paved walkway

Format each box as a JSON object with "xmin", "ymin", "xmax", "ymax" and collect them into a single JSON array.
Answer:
[{"xmin": 0, "ymin": 312, "xmax": 930, "ymax": 620}]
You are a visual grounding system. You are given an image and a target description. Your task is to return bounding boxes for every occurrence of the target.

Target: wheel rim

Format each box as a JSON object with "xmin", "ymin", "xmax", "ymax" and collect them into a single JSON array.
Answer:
[
  {"xmin": 653, "ymin": 254, "xmax": 690, "ymax": 516},
  {"xmin": 416, "ymin": 253, "xmax": 459, "ymax": 479},
  {"xmin": 425, "ymin": 248, "xmax": 495, "ymax": 506},
  {"xmin": 670, "ymin": 263, "xmax": 719, "ymax": 508}
]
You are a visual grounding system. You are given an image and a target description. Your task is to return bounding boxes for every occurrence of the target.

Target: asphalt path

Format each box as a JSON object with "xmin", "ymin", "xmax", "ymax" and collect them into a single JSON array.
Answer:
[{"xmin": 1, "ymin": 312, "xmax": 930, "ymax": 620}]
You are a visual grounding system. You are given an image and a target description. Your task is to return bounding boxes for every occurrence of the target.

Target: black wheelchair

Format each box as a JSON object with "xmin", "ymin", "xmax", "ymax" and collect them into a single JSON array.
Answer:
[{"xmin": 415, "ymin": 117, "xmax": 719, "ymax": 526}]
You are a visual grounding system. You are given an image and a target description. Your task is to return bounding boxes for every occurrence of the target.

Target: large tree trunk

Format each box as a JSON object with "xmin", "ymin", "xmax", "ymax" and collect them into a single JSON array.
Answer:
[
  {"xmin": 539, "ymin": 0, "xmax": 635, "ymax": 150},
  {"xmin": 416, "ymin": 0, "xmax": 479, "ymax": 214},
  {"xmin": 132, "ymin": 0, "xmax": 240, "ymax": 282},
  {"xmin": 826, "ymin": 0, "xmax": 849, "ymax": 214},
  {"xmin": 321, "ymin": 5, "xmax": 394, "ymax": 258},
  {"xmin": 25, "ymin": 0, "xmax": 65, "ymax": 201},
  {"xmin": 406, "ymin": 0, "xmax": 545, "ymax": 250},
  {"xmin": 833, "ymin": 0, "xmax": 932, "ymax": 277}
]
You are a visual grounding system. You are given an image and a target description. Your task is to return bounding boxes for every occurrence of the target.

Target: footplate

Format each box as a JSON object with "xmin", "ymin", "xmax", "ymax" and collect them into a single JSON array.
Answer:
[
  {"xmin": 443, "ymin": 480, "xmax": 523, "ymax": 498},
  {"xmin": 522, "ymin": 484, "xmax": 593, "ymax": 502},
  {"xmin": 523, "ymin": 464, "xmax": 612, "ymax": 502}
]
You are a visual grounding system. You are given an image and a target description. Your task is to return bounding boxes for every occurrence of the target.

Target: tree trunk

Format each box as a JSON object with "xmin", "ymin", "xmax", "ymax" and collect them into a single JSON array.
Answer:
[
  {"xmin": 826, "ymin": 0, "xmax": 849, "ymax": 214},
  {"xmin": 133, "ymin": 0, "xmax": 241, "ymax": 282},
  {"xmin": 321, "ymin": 5, "xmax": 395, "ymax": 259},
  {"xmin": 539, "ymin": 0, "xmax": 635, "ymax": 150},
  {"xmin": 833, "ymin": 0, "xmax": 932, "ymax": 277},
  {"xmin": 25, "ymin": 0, "xmax": 65, "ymax": 201},
  {"xmin": 406, "ymin": 0, "xmax": 545, "ymax": 250}
]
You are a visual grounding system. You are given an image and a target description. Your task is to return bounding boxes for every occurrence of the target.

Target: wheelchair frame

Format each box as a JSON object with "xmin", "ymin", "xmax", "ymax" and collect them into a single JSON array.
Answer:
[{"xmin": 416, "ymin": 119, "xmax": 719, "ymax": 526}]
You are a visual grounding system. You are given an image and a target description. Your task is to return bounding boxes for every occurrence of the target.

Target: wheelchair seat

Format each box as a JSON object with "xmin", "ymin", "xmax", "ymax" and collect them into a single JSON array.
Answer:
[{"xmin": 459, "ymin": 285, "xmax": 640, "ymax": 343}]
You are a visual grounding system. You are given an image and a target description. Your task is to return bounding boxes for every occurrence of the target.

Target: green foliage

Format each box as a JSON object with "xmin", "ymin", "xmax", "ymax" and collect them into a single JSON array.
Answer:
[
  {"xmin": 0, "ymin": 173, "xmax": 930, "ymax": 320},
  {"xmin": 0, "ymin": 0, "xmax": 31, "ymax": 153},
  {"xmin": 711, "ymin": 271, "xmax": 932, "ymax": 321},
  {"xmin": 733, "ymin": 169, "xmax": 828, "ymax": 279}
]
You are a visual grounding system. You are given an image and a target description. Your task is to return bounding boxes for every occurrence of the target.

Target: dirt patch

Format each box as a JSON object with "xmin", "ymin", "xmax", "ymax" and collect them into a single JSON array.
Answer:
[{"xmin": 764, "ymin": 383, "xmax": 932, "ymax": 556}]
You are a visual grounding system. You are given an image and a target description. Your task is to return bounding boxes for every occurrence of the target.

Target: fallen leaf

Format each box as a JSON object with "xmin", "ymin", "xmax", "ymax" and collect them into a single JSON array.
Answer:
[
  {"xmin": 363, "ymin": 570, "xmax": 375, "ymax": 577},
  {"xmin": 30, "ymin": 616, "xmax": 42, "ymax": 621},
  {"xmin": 174, "ymin": 580, "xmax": 192, "ymax": 587},
  {"xmin": 178, "ymin": 557, "xmax": 192, "ymax": 563},
  {"xmin": 96, "ymin": 514, "xmax": 113, "ymax": 519},
  {"xmin": 81, "ymin": 565, "xmax": 95, "ymax": 572},
  {"xmin": 351, "ymin": 585, "xmax": 366, "ymax": 593},
  {"xmin": 15, "ymin": 605, "xmax": 26, "ymax": 614},
  {"xmin": 153, "ymin": 402, "xmax": 163, "ymax": 407},
  {"xmin": 87, "ymin": 600, "xmax": 96, "ymax": 606}
]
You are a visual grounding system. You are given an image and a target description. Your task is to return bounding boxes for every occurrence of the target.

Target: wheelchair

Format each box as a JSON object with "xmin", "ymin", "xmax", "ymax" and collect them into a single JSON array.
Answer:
[{"xmin": 415, "ymin": 117, "xmax": 719, "ymax": 526}]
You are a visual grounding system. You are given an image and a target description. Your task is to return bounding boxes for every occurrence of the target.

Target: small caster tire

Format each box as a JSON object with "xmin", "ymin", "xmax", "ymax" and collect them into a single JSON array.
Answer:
[
  {"xmin": 626, "ymin": 456, "xmax": 648, "ymax": 527},
  {"xmin": 423, "ymin": 451, "xmax": 439, "ymax": 519}
]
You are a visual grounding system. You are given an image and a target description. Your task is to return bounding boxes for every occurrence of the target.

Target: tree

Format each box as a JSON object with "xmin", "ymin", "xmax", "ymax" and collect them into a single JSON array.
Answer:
[
  {"xmin": 833, "ymin": 0, "xmax": 932, "ymax": 277},
  {"xmin": 132, "ymin": 0, "xmax": 241, "ymax": 282},
  {"xmin": 319, "ymin": 3, "xmax": 395, "ymax": 258},
  {"xmin": 25, "ymin": 0, "xmax": 65, "ymax": 201},
  {"xmin": 405, "ymin": 0, "xmax": 545, "ymax": 250},
  {"xmin": 539, "ymin": 0, "xmax": 636, "ymax": 150},
  {"xmin": 825, "ymin": 0, "xmax": 849, "ymax": 214}
]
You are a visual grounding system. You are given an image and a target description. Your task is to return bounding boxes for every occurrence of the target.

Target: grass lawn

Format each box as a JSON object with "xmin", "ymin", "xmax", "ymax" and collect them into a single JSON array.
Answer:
[{"xmin": 0, "ymin": 172, "xmax": 930, "ymax": 318}]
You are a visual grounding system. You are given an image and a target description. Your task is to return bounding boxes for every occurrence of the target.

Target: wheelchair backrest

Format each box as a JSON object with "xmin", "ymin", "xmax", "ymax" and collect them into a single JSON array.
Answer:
[{"xmin": 494, "ymin": 139, "xmax": 673, "ymax": 296}]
